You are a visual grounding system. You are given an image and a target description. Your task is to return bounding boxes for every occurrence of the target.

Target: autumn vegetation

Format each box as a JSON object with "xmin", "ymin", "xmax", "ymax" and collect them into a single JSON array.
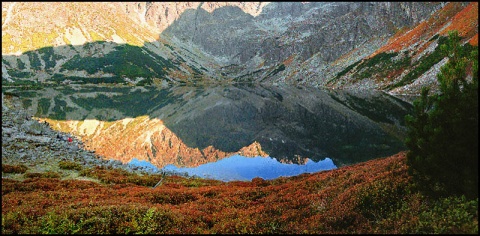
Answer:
[
  {"xmin": 2, "ymin": 164, "xmax": 28, "ymax": 174},
  {"xmin": 2, "ymin": 149, "xmax": 478, "ymax": 234},
  {"xmin": 374, "ymin": 2, "xmax": 477, "ymax": 55}
]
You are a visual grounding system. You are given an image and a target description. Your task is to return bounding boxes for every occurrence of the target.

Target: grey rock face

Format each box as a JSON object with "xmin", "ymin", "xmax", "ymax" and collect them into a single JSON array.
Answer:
[
  {"xmin": 162, "ymin": 6, "xmax": 258, "ymax": 65},
  {"xmin": 161, "ymin": 2, "xmax": 443, "ymax": 71},
  {"xmin": 21, "ymin": 120, "xmax": 49, "ymax": 135}
]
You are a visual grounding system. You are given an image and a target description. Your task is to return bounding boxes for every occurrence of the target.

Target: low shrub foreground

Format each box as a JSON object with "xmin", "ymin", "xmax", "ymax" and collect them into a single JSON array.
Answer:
[
  {"xmin": 2, "ymin": 152, "xmax": 478, "ymax": 234},
  {"xmin": 2, "ymin": 164, "xmax": 28, "ymax": 174}
]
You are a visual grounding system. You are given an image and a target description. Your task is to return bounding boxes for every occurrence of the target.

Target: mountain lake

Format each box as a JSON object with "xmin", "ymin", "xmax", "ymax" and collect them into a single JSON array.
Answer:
[{"xmin": 2, "ymin": 84, "xmax": 413, "ymax": 181}]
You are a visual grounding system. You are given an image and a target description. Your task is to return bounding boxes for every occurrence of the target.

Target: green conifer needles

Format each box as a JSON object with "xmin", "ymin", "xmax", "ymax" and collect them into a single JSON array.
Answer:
[{"xmin": 405, "ymin": 31, "xmax": 478, "ymax": 199}]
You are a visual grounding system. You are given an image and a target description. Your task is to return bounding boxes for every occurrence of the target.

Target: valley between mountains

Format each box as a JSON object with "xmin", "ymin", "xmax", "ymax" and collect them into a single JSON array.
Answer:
[{"xmin": 2, "ymin": 2, "xmax": 478, "ymax": 234}]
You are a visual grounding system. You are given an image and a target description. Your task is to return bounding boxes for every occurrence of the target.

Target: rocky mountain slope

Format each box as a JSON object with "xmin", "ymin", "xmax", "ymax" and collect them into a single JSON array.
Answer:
[
  {"xmin": 325, "ymin": 2, "xmax": 478, "ymax": 95},
  {"xmin": 1, "ymin": 2, "xmax": 220, "ymax": 85},
  {"xmin": 2, "ymin": 2, "xmax": 478, "ymax": 95}
]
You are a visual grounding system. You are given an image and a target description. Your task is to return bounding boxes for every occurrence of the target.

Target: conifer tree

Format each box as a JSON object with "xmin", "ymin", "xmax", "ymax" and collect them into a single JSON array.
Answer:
[{"xmin": 405, "ymin": 31, "xmax": 478, "ymax": 199}]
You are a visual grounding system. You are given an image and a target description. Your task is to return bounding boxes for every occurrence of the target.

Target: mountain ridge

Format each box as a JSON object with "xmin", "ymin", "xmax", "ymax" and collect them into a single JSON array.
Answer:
[{"xmin": 2, "ymin": 2, "xmax": 478, "ymax": 95}]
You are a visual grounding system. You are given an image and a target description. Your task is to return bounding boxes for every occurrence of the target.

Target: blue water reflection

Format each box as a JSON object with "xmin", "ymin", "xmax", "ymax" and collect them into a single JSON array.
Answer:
[{"xmin": 129, "ymin": 155, "xmax": 337, "ymax": 182}]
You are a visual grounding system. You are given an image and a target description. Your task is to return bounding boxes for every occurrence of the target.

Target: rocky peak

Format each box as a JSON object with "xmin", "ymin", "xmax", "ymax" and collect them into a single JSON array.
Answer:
[{"xmin": 122, "ymin": 2, "xmax": 268, "ymax": 33}]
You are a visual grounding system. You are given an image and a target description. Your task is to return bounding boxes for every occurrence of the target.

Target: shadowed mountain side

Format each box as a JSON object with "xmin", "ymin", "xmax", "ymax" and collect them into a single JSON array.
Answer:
[
  {"xmin": 2, "ymin": 41, "xmax": 213, "ymax": 86},
  {"xmin": 161, "ymin": 6, "xmax": 260, "ymax": 65},
  {"xmin": 5, "ymin": 84, "xmax": 411, "ymax": 166},
  {"xmin": 1, "ymin": 2, "xmax": 275, "ymax": 85}
]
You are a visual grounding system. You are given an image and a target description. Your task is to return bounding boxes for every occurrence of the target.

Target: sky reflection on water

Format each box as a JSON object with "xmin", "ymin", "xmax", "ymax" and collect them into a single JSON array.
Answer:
[{"xmin": 129, "ymin": 155, "xmax": 337, "ymax": 182}]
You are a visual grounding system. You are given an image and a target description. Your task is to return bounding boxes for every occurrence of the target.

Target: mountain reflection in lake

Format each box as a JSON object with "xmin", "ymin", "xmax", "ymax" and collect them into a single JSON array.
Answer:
[
  {"xmin": 4, "ymin": 84, "xmax": 412, "ymax": 176},
  {"xmin": 167, "ymin": 155, "xmax": 336, "ymax": 181}
]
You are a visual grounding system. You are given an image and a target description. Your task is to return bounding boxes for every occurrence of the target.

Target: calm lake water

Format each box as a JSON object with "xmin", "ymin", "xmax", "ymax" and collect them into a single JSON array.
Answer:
[
  {"xmin": 129, "ymin": 155, "xmax": 337, "ymax": 181},
  {"xmin": 3, "ymin": 84, "xmax": 412, "ymax": 181}
]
